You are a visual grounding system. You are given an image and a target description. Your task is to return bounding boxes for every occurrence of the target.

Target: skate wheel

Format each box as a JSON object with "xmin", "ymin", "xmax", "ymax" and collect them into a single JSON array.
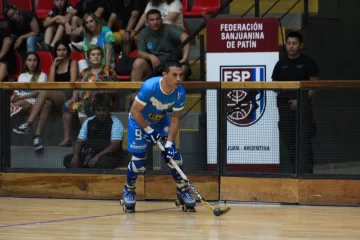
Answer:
[
  {"xmin": 175, "ymin": 200, "xmax": 181, "ymax": 207},
  {"xmin": 123, "ymin": 205, "xmax": 127, "ymax": 212},
  {"xmin": 182, "ymin": 205, "xmax": 188, "ymax": 212},
  {"xmin": 120, "ymin": 199, "xmax": 124, "ymax": 206}
]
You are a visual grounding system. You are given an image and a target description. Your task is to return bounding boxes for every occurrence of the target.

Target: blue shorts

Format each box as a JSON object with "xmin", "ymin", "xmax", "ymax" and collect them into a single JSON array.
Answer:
[{"xmin": 127, "ymin": 120, "xmax": 171, "ymax": 153}]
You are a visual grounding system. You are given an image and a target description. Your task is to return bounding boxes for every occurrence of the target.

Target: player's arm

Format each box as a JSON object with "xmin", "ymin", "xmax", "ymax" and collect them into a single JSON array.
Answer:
[
  {"xmin": 130, "ymin": 100, "xmax": 149, "ymax": 130},
  {"xmin": 167, "ymin": 110, "xmax": 181, "ymax": 143}
]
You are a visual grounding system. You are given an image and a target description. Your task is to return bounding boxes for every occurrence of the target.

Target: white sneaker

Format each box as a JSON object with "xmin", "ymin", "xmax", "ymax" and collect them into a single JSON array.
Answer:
[{"xmin": 34, "ymin": 136, "xmax": 43, "ymax": 151}]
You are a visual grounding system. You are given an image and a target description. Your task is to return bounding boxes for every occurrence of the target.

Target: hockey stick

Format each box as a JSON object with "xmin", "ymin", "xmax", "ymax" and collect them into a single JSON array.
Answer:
[{"xmin": 156, "ymin": 141, "xmax": 231, "ymax": 216}]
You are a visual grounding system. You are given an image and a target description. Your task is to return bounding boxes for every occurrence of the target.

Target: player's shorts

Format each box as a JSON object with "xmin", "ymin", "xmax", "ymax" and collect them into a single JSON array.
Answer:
[{"xmin": 127, "ymin": 121, "xmax": 171, "ymax": 153}]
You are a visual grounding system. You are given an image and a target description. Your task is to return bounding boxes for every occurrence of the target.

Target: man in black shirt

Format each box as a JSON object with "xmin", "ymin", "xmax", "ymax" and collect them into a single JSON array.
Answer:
[
  {"xmin": 108, "ymin": 0, "xmax": 146, "ymax": 56},
  {"xmin": 272, "ymin": 31, "xmax": 319, "ymax": 174},
  {"xmin": 0, "ymin": 27, "xmax": 15, "ymax": 81},
  {"xmin": 63, "ymin": 93, "xmax": 124, "ymax": 169},
  {"xmin": 4, "ymin": 5, "xmax": 44, "ymax": 53}
]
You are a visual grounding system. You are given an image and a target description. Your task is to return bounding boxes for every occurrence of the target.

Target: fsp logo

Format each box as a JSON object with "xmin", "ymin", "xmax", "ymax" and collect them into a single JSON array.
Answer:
[
  {"xmin": 149, "ymin": 97, "xmax": 174, "ymax": 110},
  {"xmin": 220, "ymin": 65, "xmax": 267, "ymax": 127}
]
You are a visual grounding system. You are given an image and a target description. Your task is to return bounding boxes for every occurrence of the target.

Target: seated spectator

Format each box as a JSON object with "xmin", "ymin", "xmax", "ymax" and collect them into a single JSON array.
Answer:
[
  {"xmin": 11, "ymin": 52, "xmax": 50, "ymax": 151},
  {"xmin": 13, "ymin": 40, "xmax": 79, "ymax": 149},
  {"xmin": 0, "ymin": 26, "xmax": 16, "ymax": 82},
  {"xmin": 64, "ymin": 0, "xmax": 109, "ymax": 42},
  {"xmin": 4, "ymin": 4, "xmax": 44, "ymax": 53},
  {"xmin": 131, "ymin": 9, "xmax": 190, "ymax": 82},
  {"xmin": 41, "ymin": 0, "xmax": 74, "ymax": 51},
  {"xmin": 63, "ymin": 93, "xmax": 124, "ymax": 169},
  {"xmin": 62, "ymin": 45, "xmax": 118, "ymax": 145},
  {"xmin": 131, "ymin": 0, "xmax": 184, "ymax": 37},
  {"xmin": 77, "ymin": 13, "xmax": 115, "ymax": 72},
  {"xmin": 109, "ymin": 0, "xmax": 146, "ymax": 56}
]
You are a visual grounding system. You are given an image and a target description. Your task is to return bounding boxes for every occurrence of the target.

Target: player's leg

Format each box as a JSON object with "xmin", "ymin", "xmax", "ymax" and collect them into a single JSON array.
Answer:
[
  {"xmin": 166, "ymin": 147, "xmax": 196, "ymax": 209},
  {"xmin": 157, "ymin": 125, "xmax": 196, "ymax": 209},
  {"xmin": 122, "ymin": 124, "xmax": 148, "ymax": 211}
]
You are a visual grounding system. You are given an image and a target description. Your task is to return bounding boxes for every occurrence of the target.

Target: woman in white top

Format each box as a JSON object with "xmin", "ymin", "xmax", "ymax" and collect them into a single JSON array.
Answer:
[
  {"xmin": 11, "ymin": 52, "xmax": 52, "ymax": 151},
  {"xmin": 131, "ymin": 0, "xmax": 184, "ymax": 37}
]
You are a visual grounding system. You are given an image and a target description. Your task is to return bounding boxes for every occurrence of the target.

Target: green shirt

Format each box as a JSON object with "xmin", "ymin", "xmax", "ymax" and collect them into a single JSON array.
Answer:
[{"xmin": 138, "ymin": 24, "xmax": 184, "ymax": 62}]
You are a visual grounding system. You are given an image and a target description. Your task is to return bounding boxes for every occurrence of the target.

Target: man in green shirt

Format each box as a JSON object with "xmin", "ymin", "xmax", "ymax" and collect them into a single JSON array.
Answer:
[{"xmin": 131, "ymin": 9, "xmax": 190, "ymax": 82}]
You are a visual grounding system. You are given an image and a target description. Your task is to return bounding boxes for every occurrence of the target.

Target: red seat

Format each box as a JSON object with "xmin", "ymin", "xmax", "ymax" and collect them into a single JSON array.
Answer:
[
  {"xmin": 182, "ymin": 0, "xmax": 220, "ymax": 17},
  {"xmin": 8, "ymin": 0, "xmax": 33, "ymax": 11},
  {"xmin": 35, "ymin": 0, "xmax": 53, "ymax": 20},
  {"xmin": 8, "ymin": 52, "xmax": 23, "ymax": 80},
  {"xmin": 129, "ymin": 50, "xmax": 138, "ymax": 58},
  {"xmin": 116, "ymin": 50, "xmax": 137, "ymax": 81},
  {"xmin": 0, "ymin": 0, "xmax": 4, "ymax": 20},
  {"xmin": 69, "ymin": 0, "xmax": 79, "ymax": 7},
  {"xmin": 37, "ymin": 51, "xmax": 54, "ymax": 75},
  {"xmin": 70, "ymin": 51, "xmax": 85, "ymax": 61}
]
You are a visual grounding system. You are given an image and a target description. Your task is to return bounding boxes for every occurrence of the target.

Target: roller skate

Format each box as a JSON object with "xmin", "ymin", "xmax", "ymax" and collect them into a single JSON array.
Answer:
[
  {"xmin": 120, "ymin": 186, "xmax": 136, "ymax": 213},
  {"xmin": 175, "ymin": 187, "xmax": 196, "ymax": 212}
]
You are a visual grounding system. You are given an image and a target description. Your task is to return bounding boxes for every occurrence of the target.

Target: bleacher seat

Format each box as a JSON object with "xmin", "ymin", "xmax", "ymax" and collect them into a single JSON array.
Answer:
[
  {"xmin": 8, "ymin": 52, "xmax": 23, "ymax": 80},
  {"xmin": 37, "ymin": 51, "xmax": 54, "ymax": 75},
  {"xmin": 182, "ymin": 0, "xmax": 220, "ymax": 17},
  {"xmin": 8, "ymin": 0, "xmax": 33, "ymax": 11},
  {"xmin": 70, "ymin": 51, "xmax": 85, "ymax": 61},
  {"xmin": 69, "ymin": 0, "xmax": 79, "ymax": 7},
  {"xmin": 116, "ymin": 50, "xmax": 138, "ymax": 81},
  {"xmin": 0, "ymin": 0, "xmax": 4, "ymax": 20},
  {"xmin": 35, "ymin": 0, "xmax": 53, "ymax": 20}
]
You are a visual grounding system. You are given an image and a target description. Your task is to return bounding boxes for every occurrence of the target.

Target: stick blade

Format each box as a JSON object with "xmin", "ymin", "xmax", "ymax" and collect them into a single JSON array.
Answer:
[{"xmin": 220, "ymin": 206, "xmax": 232, "ymax": 215}]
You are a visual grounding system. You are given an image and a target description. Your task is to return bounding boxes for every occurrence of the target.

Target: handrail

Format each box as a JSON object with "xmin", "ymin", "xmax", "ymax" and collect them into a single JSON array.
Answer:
[
  {"xmin": 221, "ymin": 81, "xmax": 300, "ymax": 89},
  {"xmin": 3, "ymin": 81, "xmax": 360, "ymax": 90},
  {"xmin": 0, "ymin": 82, "xmax": 220, "ymax": 90},
  {"xmin": 261, "ymin": 0, "xmax": 281, "ymax": 17},
  {"xmin": 241, "ymin": 0, "xmax": 261, "ymax": 18},
  {"xmin": 279, "ymin": 0, "xmax": 302, "ymax": 20}
]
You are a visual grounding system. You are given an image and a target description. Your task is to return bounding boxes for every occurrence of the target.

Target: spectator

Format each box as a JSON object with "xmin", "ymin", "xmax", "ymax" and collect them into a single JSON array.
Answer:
[
  {"xmin": 272, "ymin": 31, "xmax": 319, "ymax": 174},
  {"xmin": 78, "ymin": 13, "xmax": 115, "ymax": 71},
  {"xmin": 131, "ymin": 0, "xmax": 184, "ymax": 37},
  {"xmin": 4, "ymin": 4, "xmax": 44, "ymax": 53},
  {"xmin": 62, "ymin": 45, "xmax": 118, "ymax": 145},
  {"xmin": 131, "ymin": 9, "xmax": 190, "ymax": 82},
  {"xmin": 41, "ymin": 0, "xmax": 74, "ymax": 51},
  {"xmin": 13, "ymin": 40, "xmax": 79, "ymax": 149},
  {"xmin": 109, "ymin": 0, "xmax": 146, "ymax": 56},
  {"xmin": 11, "ymin": 52, "xmax": 50, "ymax": 151},
  {"xmin": 0, "ymin": 26, "xmax": 15, "ymax": 82},
  {"xmin": 63, "ymin": 93, "xmax": 124, "ymax": 169},
  {"xmin": 64, "ymin": 0, "xmax": 109, "ymax": 42}
]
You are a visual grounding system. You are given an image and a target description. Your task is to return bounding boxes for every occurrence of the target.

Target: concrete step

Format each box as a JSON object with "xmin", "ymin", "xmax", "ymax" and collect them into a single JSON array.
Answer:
[
  {"xmin": 11, "ymin": 146, "xmax": 73, "ymax": 169},
  {"xmin": 229, "ymin": 0, "xmax": 318, "ymax": 15},
  {"xmin": 10, "ymin": 146, "xmax": 132, "ymax": 169},
  {"xmin": 11, "ymin": 110, "xmax": 202, "ymax": 146},
  {"xmin": 10, "ymin": 129, "xmax": 206, "ymax": 171}
]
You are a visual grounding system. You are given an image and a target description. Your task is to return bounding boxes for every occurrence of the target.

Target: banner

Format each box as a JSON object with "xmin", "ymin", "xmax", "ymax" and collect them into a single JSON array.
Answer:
[{"xmin": 206, "ymin": 18, "xmax": 280, "ymax": 172}]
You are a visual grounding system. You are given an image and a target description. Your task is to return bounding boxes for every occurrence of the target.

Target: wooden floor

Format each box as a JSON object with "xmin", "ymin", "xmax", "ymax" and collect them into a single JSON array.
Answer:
[{"xmin": 1, "ymin": 198, "xmax": 360, "ymax": 239}]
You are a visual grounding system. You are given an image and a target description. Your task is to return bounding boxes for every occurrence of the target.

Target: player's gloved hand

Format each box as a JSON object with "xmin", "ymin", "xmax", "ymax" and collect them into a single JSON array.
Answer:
[
  {"xmin": 143, "ymin": 126, "xmax": 161, "ymax": 145},
  {"xmin": 161, "ymin": 141, "xmax": 175, "ymax": 164}
]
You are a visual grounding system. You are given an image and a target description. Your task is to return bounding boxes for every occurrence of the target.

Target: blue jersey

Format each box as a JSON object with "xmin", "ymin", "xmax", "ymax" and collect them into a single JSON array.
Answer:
[{"xmin": 129, "ymin": 76, "xmax": 186, "ymax": 129}]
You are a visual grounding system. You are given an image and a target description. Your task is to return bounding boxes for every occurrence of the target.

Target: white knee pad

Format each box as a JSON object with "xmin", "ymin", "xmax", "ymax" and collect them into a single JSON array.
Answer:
[{"xmin": 127, "ymin": 153, "xmax": 146, "ymax": 174}]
